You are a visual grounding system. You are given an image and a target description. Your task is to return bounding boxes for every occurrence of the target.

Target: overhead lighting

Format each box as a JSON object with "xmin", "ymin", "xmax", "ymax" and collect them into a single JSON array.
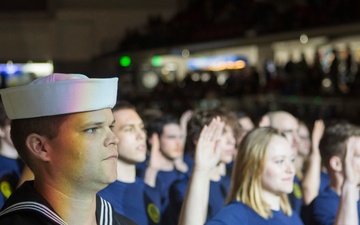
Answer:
[{"xmin": 300, "ymin": 34, "xmax": 308, "ymax": 44}]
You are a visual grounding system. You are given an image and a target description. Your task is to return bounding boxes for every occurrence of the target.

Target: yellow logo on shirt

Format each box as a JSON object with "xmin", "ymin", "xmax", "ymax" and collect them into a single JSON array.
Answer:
[
  {"xmin": 147, "ymin": 203, "xmax": 160, "ymax": 223},
  {"xmin": 0, "ymin": 181, "xmax": 12, "ymax": 198},
  {"xmin": 293, "ymin": 182, "xmax": 303, "ymax": 199}
]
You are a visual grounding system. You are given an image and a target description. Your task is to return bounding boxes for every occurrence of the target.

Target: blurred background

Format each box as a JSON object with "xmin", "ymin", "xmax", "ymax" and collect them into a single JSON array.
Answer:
[{"xmin": 1, "ymin": 0, "xmax": 360, "ymax": 125}]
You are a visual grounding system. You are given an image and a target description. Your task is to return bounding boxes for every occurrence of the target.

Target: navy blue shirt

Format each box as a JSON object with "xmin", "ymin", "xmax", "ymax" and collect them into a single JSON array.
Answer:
[
  {"xmin": 307, "ymin": 186, "xmax": 360, "ymax": 225},
  {"xmin": 288, "ymin": 174, "xmax": 303, "ymax": 215},
  {"xmin": 182, "ymin": 152, "xmax": 194, "ymax": 176},
  {"xmin": 166, "ymin": 174, "xmax": 230, "ymax": 224},
  {"xmin": 0, "ymin": 156, "xmax": 24, "ymax": 208},
  {"xmin": 156, "ymin": 170, "xmax": 184, "ymax": 207},
  {"xmin": 300, "ymin": 171, "xmax": 331, "ymax": 224},
  {"xmin": 206, "ymin": 201, "xmax": 304, "ymax": 225},
  {"xmin": 98, "ymin": 178, "xmax": 162, "ymax": 225},
  {"xmin": 319, "ymin": 171, "xmax": 330, "ymax": 193},
  {"xmin": 135, "ymin": 154, "xmax": 149, "ymax": 179}
]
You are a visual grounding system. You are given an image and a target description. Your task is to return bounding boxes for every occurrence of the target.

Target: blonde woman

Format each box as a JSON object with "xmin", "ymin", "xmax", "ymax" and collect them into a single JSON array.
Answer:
[{"xmin": 206, "ymin": 127, "xmax": 304, "ymax": 225}]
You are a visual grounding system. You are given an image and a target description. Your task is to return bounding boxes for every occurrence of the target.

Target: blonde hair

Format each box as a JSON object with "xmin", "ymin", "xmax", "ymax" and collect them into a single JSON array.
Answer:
[{"xmin": 227, "ymin": 127, "xmax": 292, "ymax": 219}]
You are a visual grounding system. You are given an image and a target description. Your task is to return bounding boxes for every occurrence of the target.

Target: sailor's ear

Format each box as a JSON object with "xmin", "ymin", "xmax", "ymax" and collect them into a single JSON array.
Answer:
[{"xmin": 25, "ymin": 134, "xmax": 51, "ymax": 161}]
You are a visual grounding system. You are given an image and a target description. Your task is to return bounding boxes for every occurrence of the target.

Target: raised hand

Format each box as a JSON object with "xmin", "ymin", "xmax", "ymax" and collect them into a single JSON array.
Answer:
[
  {"xmin": 194, "ymin": 117, "xmax": 225, "ymax": 171},
  {"xmin": 343, "ymin": 136, "xmax": 360, "ymax": 185},
  {"xmin": 334, "ymin": 136, "xmax": 360, "ymax": 225},
  {"xmin": 312, "ymin": 120, "xmax": 325, "ymax": 154},
  {"xmin": 180, "ymin": 110, "xmax": 193, "ymax": 132},
  {"xmin": 180, "ymin": 110, "xmax": 193, "ymax": 144},
  {"xmin": 148, "ymin": 133, "xmax": 163, "ymax": 170},
  {"xmin": 301, "ymin": 119, "xmax": 325, "ymax": 205},
  {"xmin": 178, "ymin": 117, "xmax": 225, "ymax": 225}
]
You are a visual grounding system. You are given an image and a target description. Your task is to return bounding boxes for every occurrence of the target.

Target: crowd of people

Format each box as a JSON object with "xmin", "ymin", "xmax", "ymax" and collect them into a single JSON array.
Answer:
[
  {"xmin": 0, "ymin": 72, "xmax": 359, "ymax": 224},
  {"xmin": 118, "ymin": 0, "xmax": 360, "ymax": 51},
  {"xmin": 143, "ymin": 47, "xmax": 360, "ymax": 99},
  {"xmin": 122, "ymin": 46, "xmax": 360, "ymax": 130}
]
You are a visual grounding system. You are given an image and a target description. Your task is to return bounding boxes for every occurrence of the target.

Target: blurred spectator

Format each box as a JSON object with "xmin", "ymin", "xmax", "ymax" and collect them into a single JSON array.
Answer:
[
  {"xmin": 0, "ymin": 102, "xmax": 25, "ymax": 208},
  {"xmin": 328, "ymin": 48, "xmax": 340, "ymax": 95}
]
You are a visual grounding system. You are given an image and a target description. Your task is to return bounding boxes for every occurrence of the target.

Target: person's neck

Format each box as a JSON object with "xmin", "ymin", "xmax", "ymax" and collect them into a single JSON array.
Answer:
[
  {"xmin": 34, "ymin": 179, "xmax": 98, "ymax": 225},
  {"xmin": 0, "ymin": 141, "xmax": 18, "ymax": 159},
  {"xmin": 158, "ymin": 155, "xmax": 175, "ymax": 171},
  {"xmin": 174, "ymin": 157, "xmax": 188, "ymax": 173},
  {"xmin": 329, "ymin": 172, "xmax": 344, "ymax": 195},
  {"xmin": 295, "ymin": 156, "xmax": 304, "ymax": 173},
  {"xmin": 261, "ymin": 190, "xmax": 281, "ymax": 211},
  {"xmin": 218, "ymin": 162, "xmax": 226, "ymax": 176},
  {"xmin": 116, "ymin": 160, "xmax": 136, "ymax": 183}
]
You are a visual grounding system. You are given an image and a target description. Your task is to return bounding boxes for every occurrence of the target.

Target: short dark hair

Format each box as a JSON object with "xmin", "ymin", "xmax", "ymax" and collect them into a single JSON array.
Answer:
[
  {"xmin": 186, "ymin": 107, "xmax": 241, "ymax": 157},
  {"xmin": 10, "ymin": 114, "xmax": 69, "ymax": 167},
  {"xmin": 112, "ymin": 100, "xmax": 136, "ymax": 112},
  {"xmin": 319, "ymin": 121, "xmax": 360, "ymax": 170},
  {"xmin": 146, "ymin": 114, "xmax": 179, "ymax": 138}
]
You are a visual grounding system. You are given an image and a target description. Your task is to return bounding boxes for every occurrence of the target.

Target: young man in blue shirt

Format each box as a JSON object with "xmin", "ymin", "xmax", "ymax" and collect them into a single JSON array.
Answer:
[
  {"xmin": 98, "ymin": 101, "xmax": 162, "ymax": 225},
  {"xmin": 307, "ymin": 122, "xmax": 360, "ymax": 225}
]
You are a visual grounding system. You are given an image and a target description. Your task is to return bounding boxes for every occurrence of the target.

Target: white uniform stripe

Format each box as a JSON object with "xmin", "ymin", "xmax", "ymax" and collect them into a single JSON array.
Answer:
[
  {"xmin": 99, "ymin": 197, "xmax": 114, "ymax": 225},
  {"xmin": 103, "ymin": 197, "xmax": 107, "ymax": 225},
  {"xmin": 106, "ymin": 199, "xmax": 113, "ymax": 225},
  {"xmin": 100, "ymin": 197, "xmax": 105, "ymax": 225},
  {"xmin": 0, "ymin": 201, "xmax": 67, "ymax": 225},
  {"xmin": 104, "ymin": 199, "xmax": 109, "ymax": 225}
]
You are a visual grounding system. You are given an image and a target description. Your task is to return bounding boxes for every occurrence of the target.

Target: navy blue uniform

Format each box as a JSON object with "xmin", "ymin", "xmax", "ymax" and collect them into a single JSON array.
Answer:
[
  {"xmin": 0, "ymin": 156, "xmax": 24, "ymax": 208},
  {"xmin": 182, "ymin": 152, "xmax": 194, "ymax": 176},
  {"xmin": 156, "ymin": 170, "xmax": 184, "ymax": 208},
  {"xmin": 166, "ymin": 174, "xmax": 230, "ymax": 224},
  {"xmin": 319, "ymin": 171, "xmax": 330, "ymax": 193},
  {"xmin": 307, "ymin": 186, "xmax": 360, "ymax": 225},
  {"xmin": 300, "ymin": 171, "xmax": 330, "ymax": 224},
  {"xmin": 205, "ymin": 201, "xmax": 304, "ymax": 225},
  {"xmin": 98, "ymin": 178, "xmax": 161, "ymax": 225},
  {"xmin": 136, "ymin": 154, "xmax": 149, "ymax": 179},
  {"xmin": 288, "ymin": 174, "xmax": 303, "ymax": 215},
  {"xmin": 155, "ymin": 169, "xmax": 185, "ymax": 225},
  {"xmin": 0, "ymin": 181, "xmax": 136, "ymax": 225}
]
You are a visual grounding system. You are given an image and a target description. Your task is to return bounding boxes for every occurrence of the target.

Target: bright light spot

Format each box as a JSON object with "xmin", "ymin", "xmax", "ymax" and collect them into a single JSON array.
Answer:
[
  {"xmin": 119, "ymin": 56, "xmax": 131, "ymax": 67},
  {"xmin": 300, "ymin": 34, "xmax": 308, "ymax": 44},
  {"xmin": 161, "ymin": 68, "xmax": 169, "ymax": 75},
  {"xmin": 201, "ymin": 72, "xmax": 210, "ymax": 82},
  {"xmin": 165, "ymin": 63, "xmax": 177, "ymax": 71},
  {"xmin": 23, "ymin": 63, "xmax": 53, "ymax": 76},
  {"xmin": 6, "ymin": 60, "xmax": 17, "ymax": 74},
  {"xmin": 208, "ymin": 60, "xmax": 246, "ymax": 71},
  {"xmin": 182, "ymin": 49, "xmax": 190, "ymax": 58},
  {"xmin": 235, "ymin": 60, "xmax": 246, "ymax": 69},
  {"xmin": 322, "ymin": 78, "xmax": 332, "ymax": 88},
  {"xmin": 217, "ymin": 72, "xmax": 228, "ymax": 85},
  {"xmin": 191, "ymin": 73, "xmax": 200, "ymax": 81},
  {"xmin": 152, "ymin": 56, "xmax": 162, "ymax": 67},
  {"xmin": 142, "ymin": 71, "xmax": 159, "ymax": 89}
]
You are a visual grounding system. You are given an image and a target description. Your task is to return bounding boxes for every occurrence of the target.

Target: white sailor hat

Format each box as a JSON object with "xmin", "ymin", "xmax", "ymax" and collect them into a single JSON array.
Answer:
[{"xmin": 0, "ymin": 73, "xmax": 118, "ymax": 119}]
